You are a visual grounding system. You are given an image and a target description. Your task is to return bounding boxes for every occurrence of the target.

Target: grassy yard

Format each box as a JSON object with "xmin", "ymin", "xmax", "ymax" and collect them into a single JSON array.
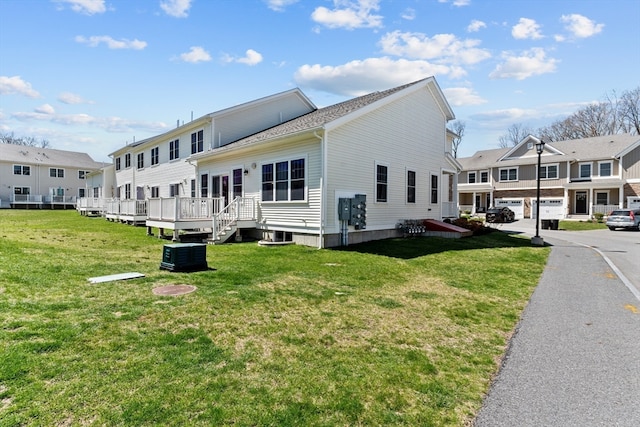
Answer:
[
  {"xmin": 0, "ymin": 210, "xmax": 549, "ymax": 426},
  {"xmin": 559, "ymin": 220, "xmax": 607, "ymax": 231}
]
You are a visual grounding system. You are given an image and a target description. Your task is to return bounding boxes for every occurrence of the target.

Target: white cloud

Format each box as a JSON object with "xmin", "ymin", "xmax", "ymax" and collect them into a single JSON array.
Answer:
[
  {"xmin": 75, "ymin": 35, "xmax": 147, "ymax": 50},
  {"xmin": 401, "ymin": 8, "xmax": 416, "ymax": 21},
  {"xmin": 35, "ymin": 104, "xmax": 56, "ymax": 115},
  {"xmin": 470, "ymin": 108, "xmax": 538, "ymax": 122},
  {"xmin": 222, "ymin": 49, "xmax": 264, "ymax": 66},
  {"xmin": 512, "ymin": 18, "xmax": 543, "ymax": 40},
  {"xmin": 58, "ymin": 92, "xmax": 93, "ymax": 105},
  {"xmin": 0, "ymin": 76, "xmax": 41, "ymax": 98},
  {"xmin": 160, "ymin": 0, "xmax": 192, "ymax": 18},
  {"xmin": 311, "ymin": 0, "xmax": 383, "ymax": 30},
  {"xmin": 489, "ymin": 48, "xmax": 558, "ymax": 80},
  {"xmin": 54, "ymin": 0, "xmax": 106, "ymax": 15},
  {"xmin": 467, "ymin": 20, "xmax": 486, "ymax": 33},
  {"xmin": 442, "ymin": 87, "xmax": 487, "ymax": 106},
  {"xmin": 265, "ymin": 0, "xmax": 299, "ymax": 12},
  {"xmin": 177, "ymin": 46, "xmax": 212, "ymax": 63},
  {"xmin": 560, "ymin": 14, "xmax": 604, "ymax": 38},
  {"xmin": 294, "ymin": 57, "xmax": 463, "ymax": 97},
  {"xmin": 379, "ymin": 31, "xmax": 491, "ymax": 65},
  {"xmin": 438, "ymin": 0, "xmax": 470, "ymax": 6}
]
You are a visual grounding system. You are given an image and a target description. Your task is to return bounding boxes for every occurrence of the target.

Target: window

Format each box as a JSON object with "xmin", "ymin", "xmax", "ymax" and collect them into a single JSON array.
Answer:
[
  {"xmin": 468, "ymin": 171, "xmax": 476, "ymax": 184},
  {"xmin": 125, "ymin": 183, "xmax": 131, "ymax": 199},
  {"xmin": 151, "ymin": 147, "xmax": 159, "ymax": 165},
  {"xmin": 169, "ymin": 184, "xmax": 180, "ymax": 197},
  {"xmin": 78, "ymin": 188, "xmax": 86, "ymax": 198},
  {"xmin": 599, "ymin": 161, "xmax": 612, "ymax": 177},
  {"xmin": 169, "ymin": 139, "xmax": 179, "ymax": 160},
  {"xmin": 137, "ymin": 153, "xmax": 144, "ymax": 169},
  {"xmin": 151, "ymin": 186, "xmax": 159, "ymax": 198},
  {"xmin": 579, "ymin": 163, "xmax": 591, "ymax": 179},
  {"xmin": 430, "ymin": 174, "xmax": 438, "ymax": 204},
  {"xmin": 78, "ymin": 170, "xmax": 90, "ymax": 179},
  {"xmin": 595, "ymin": 192, "xmax": 608, "ymax": 205},
  {"xmin": 191, "ymin": 130, "xmax": 204, "ymax": 154},
  {"xmin": 14, "ymin": 187, "xmax": 30, "ymax": 195},
  {"xmin": 540, "ymin": 164, "xmax": 558, "ymax": 179},
  {"xmin": 480, "ymin": 171, "xmax": 489, "ymax": 183},
  {"xmin": 49, "ymin": 168, "xmax": 64, "ymax": 178},
  {"xmin": 190, "ymin": 179, "xmax": 196, "ymax": 197},
  {"xmin": 93, "ymin": 187, "xmax": 99, "ymax": 198},
  {"xmin": 233, "ymin": 168, "xmax": 243, "ymax": 198},
  {"xmin": 499, "ymin": 167, "xmax": 518, "ymax": 182},
  {"xmin": 200, "ymin": 174, "xmax": 208, "ymax": 197},
  {"xmin": 376, "ymin": 164, "xmax": 388, "ymax": 202},
  {"xmin": 407, "ymin": 170, "xmax": 416, "ymax": 203},
  {"xmin": 13, "ymin": 165, "xmax": 30, "ymax": 175},
  {"xmin": 262, "ymin": 158, "xmax": 305, "ymax": 202},
  {"xmin": 115, "ymin": 157, "xmax": 121, "ymax": 171},
  {"xmin": 125, "ymin": 153, "xmax": 131, "ymax": 168}
]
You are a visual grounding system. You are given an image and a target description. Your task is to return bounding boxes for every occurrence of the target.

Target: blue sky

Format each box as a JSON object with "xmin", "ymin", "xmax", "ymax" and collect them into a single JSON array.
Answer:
[{"xmin": 1, "ymin": 0, "xmax": 638, "ymax": 162}]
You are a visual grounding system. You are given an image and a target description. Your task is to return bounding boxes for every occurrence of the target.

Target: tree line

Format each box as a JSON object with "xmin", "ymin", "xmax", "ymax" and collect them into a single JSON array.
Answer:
[{"xmin": 1, "ymin": 132, "xmax": 51, "ymax": 148}]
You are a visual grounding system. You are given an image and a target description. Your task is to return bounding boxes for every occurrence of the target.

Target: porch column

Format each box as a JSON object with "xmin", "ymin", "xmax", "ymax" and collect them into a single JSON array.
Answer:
[
  {"xmin": 472, "ymin": 191, "xmax": 477, "ymax": 214},
  {"xmin": 589, "ymin": 187, "xmax": 594, "ymax": 218},
  {"xmin": 563, "ymin": 187, "xmax": 569, "ymax": 218},
  {"xmin": 619, "ymin": 184, "xmax": 624, "ymax": 208}
]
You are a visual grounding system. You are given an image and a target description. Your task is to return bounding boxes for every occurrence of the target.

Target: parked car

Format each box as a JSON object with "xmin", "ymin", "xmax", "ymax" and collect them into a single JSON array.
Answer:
[
  {"xmin": 485, "ymin": 207, "xmax": 515, "ymax": 223},
  {"xmin": 605, "ymin": 209, "xmax": 640, "ymax": 231}
]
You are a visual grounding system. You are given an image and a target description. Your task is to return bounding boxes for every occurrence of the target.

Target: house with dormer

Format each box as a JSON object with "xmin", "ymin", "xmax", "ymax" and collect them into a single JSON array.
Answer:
[{"xmin": 458, "ymin": 134, "xmax": 640, "ymax": 219}]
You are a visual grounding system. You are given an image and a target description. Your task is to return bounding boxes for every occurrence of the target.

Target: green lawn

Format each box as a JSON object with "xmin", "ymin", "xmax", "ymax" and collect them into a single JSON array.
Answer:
[
  {"xmin": 559, "ymin": 220, "xmax": 607, "ymax": 231},
  {"xmin": 0, "ymin": 210, "xmax": 549, "ymax": 426}
]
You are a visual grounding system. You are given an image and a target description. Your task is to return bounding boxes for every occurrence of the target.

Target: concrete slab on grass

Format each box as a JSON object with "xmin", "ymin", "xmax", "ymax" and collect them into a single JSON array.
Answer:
[{"xmin": 88, "ymin": 272, "xmax": 145, "ymax": 284}]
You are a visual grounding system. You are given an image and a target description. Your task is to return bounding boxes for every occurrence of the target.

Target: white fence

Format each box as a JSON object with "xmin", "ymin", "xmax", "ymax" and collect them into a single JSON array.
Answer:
[{"xmin": 147, "ymin": 197, "xmax": 223, "ymax": 221}]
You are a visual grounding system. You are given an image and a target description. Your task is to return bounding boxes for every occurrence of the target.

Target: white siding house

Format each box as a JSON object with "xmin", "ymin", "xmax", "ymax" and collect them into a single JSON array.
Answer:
[
  {"xmin": 106, "ymin": 88, "xmax": 316, "ymax": 223},
  {"xmin": 0, "ymin": 144, "xmax": 103, "ymax": 209},
  {"xmin": 190, "ymin": 77, "xmax": 460, "ymax": 247}
]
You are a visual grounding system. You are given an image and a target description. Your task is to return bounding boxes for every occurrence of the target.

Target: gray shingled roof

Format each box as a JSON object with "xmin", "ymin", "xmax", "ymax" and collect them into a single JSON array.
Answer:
[
  {"xmin": 0, "ymin": 143, "xmax": 104, "ymax": 169},
  {"xmin": 458, "ymin": 134, "xmax": 639, "ymax": 169},
  {"xmin": 200, "ymin": 80, "xmax": 424, "ymax": 155}
]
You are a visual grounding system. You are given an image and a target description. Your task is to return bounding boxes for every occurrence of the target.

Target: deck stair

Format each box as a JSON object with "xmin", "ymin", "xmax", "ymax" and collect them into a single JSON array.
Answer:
[{"xmin": 208, "ymin": 197, "xmax": 256, "ymax": 244}]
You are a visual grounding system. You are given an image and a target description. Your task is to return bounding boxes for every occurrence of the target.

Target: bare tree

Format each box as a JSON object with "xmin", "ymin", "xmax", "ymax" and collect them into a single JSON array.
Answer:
[
  {"xmin": 620, "ymin": 87, "xmax": 640, "ymax": 134},
  {"xmin": 0, "ymin": 132, "xmax": 51, "ymax": 148},
  {"xmin": 498, "ymin": 123, "xmax": 533, "ymax": 148},
  {"xmin": 447, "ymin": 120, "xmax": 465, "ymax": 158}
]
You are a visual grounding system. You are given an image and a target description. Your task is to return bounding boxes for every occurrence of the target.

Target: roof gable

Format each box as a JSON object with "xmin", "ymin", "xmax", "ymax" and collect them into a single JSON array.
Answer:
[{"xmin": 1, "ymin": 143, "xmax": 103, "ymax": 169}]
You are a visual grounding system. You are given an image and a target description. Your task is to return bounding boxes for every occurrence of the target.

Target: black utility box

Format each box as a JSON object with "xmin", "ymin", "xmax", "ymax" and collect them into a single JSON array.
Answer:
[{"xmin": 160, "ymin": 243, "xmax": 208, "ymax": 272}]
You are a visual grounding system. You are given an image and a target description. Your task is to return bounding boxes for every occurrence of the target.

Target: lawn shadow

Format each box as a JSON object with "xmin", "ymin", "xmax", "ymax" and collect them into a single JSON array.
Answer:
[{"xmin": 333, "ymin": 230, "xmax": 545, "ymax": 259}]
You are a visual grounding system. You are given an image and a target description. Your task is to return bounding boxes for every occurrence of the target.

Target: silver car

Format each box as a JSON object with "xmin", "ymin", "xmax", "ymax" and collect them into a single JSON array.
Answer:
[{"xmin": 606, "ymin": 209, "xmax": 640, "ymax": 231}]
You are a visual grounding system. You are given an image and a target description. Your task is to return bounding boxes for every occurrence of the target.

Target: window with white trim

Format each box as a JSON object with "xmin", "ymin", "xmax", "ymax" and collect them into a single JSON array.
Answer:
[
  {"xmin": 169, "ymin": 139, "xmax": 179, "ymax": 160},
  {"xmin": 598, "ymin": 161, "xmax": 612, "ymax": 177},
  {"xmin": 151, "ymin": 186, "xmax": 159, "ymax": 198},
  {"xmin": 125, "ymin": 153, "xmax": 131, "ymax": 168},
  {"xmin": 262, "ymin": 158, "xmax": 305, "ymax": 202},
  {"xmin": 169, "ymin": 184, "xmax": 180, "ymax": 197},
  {"xmin": 115, "ymin": 157, "xmax": 121, "ymax": 171},
  {"xmin": 430, "ymin": 174, "xmax": 438, "ymax": 204},
  {"xmin": 499, "ymin": 167, "xmax": 518, "ymax": 182},
  {"xmin": 468, "ymin": 171, "xmax": 476, "ymax": 184},
  {"xmin": 579, "ymin": 163, "xmax": 591, "ymax": 179},
  {"xmin": 125, "ymin": 183, "xmax": 131, "ymax": 199},
  {"xmin": 191, "ymin": 130, "xmax": 204, "ymax": 154},
  {"xmin": 14, "ymin": 187, "xmax": 30, "ymax": 196},
  {"xmin": 595, "ymin": 191, "xmax": 609, "ymax": 205},
  {"xmin": 233, "ymin": 168, "xmax": 243, "ymax": 198},
  {"xmin": 200, "ymin": 174, "xmax": 208, "ymax": 198},
  {"xmin": 137, "ymin": 153, "xmax": 144, "ymax": 170},
  {"xmin": 376, "ymin": 163, "xmax": 388, "ymax": 202},
  {"xmin": 13, "ymin": 165, "xmax": 30, "ymax": 175},
  {"xmin": 78, "ymin": 188, "xmax": 86, "ymax": 198},
  {"xmin": 151, "ymin": 147, "xmax": 159, "ymax": 166},
  {"xmin": 49, "ymin": 168, "xmax": 64, "ymax": 178},
  {"xmin": 93, "ymin": 187, "xmax": 99, "ymax": 198},
  {"xmin": 539, "ymin": 164, "xmax": 558, "ymax": 179},
  {"xmin": 480, "ymin": 171, "xmax": 489, "ymax": 183},
  {"xmin": 78, "ymin": 170, "xmax": 90, "ymax": 179},
  {"xmin": 407, "ymin": 170, "xmax": 416, "ymax": 203}
]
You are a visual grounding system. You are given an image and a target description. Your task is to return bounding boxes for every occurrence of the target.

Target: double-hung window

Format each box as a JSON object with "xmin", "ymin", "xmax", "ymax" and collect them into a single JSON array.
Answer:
[
  {"xmin": 598, "ymin": 161, "xmax": 612, "ymax": 177},
  {"xmin": 49, "ymin": 168, "xmax": 64, "ymax": 178},
  {"xmin": 125, "ymin": 153, "xmax": 131, "ymax": 168},
  {"xmin": 579, "ymin": 163, "xmax": 591, "ymax": 179},
  {"xmin": 115, "ymin": 157, "xmax": 121, "ymax": 171},
  {"xmin": 499, "ymin": 167, "xmax": 518, "ymax": 182},
  {"xmin": 233, "ymin": 168, "xmax": 243, "ymax": 198},
  {"xmin": 78, "ymin": 170, "xmax": 90, "ymax": 179},
  {"xmin": 539, "ymin": 164, "xmax": 558, "ymax": 179},
  {"xmin": 480, "ymin": 171, "xmax": 489, "ymax": 183},
  {"xmin": 191, "ymin": 130, "xmax": 204, "ymax": 154},
  {"xmin": 407, "ymin": 170, "xmax": 416, "ymax": 203},
  {"xmin": 169, "ymin": 139, "xmax": 179, "ymax": 160},
  {"xmin": 137, "ymin": 153, "xmax": 144, "ymax": 170},
  {"xmin": 430, "ymin": 174, "xmax": 438, "ymax": 204},
  {"xmin": 376, "ymin": 164, "xmax": 388, "ymax": 202},
  {"xmin": 151, "ymin": 147, "xmax": 159, "ymax": 166},
  {"xmin": 468, "ymin": 171, "xmax": 476, "ymax": 184},
  {"xmin": 13, "ymin": 165, "xmax": 30, "ymax": 175},
  {"xmin": 261, "ymin": 158, "xmax": 305, "ymax": 202}
]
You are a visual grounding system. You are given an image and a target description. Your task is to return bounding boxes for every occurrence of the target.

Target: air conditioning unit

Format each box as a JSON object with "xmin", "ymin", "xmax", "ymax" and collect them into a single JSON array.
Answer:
[{"xmin": 160, "ymin": 243, "xmax": 208, "ymax": 272}]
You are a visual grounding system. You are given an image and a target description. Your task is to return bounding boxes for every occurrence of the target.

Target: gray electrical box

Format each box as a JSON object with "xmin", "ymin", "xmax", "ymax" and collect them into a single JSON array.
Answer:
[
  {"xmin": 338, "ymin": 197, "xmax": 351, "ymax": 220},
  {"xmin": 351, "ymin": 194, "xmax": 367, "ymax": 229}
]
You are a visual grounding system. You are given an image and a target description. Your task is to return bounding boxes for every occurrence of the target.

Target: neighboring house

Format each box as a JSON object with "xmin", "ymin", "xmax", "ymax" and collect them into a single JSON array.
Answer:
[
  {"xmin": 458, "ymin": 134, "xmax": 640, "ymax": 219},
  {"xmin": 105, "ymin": 88, "xmax": 315, "ymax": 223},
  {"xmin": 0, "ymin": 143, "xmax": 103, "ymax": 209},
  {"xmin": 179, "ymin": 77, "xmax": 460, "ymax": 247},
  {"xmin": 76, "ymin": 164, "xmax": 115, "ymax": 215}
]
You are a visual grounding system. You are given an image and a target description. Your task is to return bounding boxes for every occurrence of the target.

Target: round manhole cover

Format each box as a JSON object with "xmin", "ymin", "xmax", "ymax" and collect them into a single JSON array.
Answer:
[{"xmin": 152, "ymin": 284, "xmax": 197, "ymax": 296}]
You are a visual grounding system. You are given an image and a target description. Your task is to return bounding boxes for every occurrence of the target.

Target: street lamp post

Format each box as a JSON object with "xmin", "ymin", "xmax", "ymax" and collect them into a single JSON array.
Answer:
[{"xmin": 532, "ymin": 139, "xmax": 546, "ymax": 246}]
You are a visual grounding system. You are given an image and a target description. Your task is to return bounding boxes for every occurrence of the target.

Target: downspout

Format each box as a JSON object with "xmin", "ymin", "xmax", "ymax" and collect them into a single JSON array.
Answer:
[{"xmin": 314, "ymin": 130, "xmax": 325, "ymax": 249}]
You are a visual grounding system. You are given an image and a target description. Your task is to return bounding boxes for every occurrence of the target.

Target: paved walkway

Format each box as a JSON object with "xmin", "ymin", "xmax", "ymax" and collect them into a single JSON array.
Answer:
[{"xmin": 473, "ymin": 223, "xmax": 640, "ymax": 426}]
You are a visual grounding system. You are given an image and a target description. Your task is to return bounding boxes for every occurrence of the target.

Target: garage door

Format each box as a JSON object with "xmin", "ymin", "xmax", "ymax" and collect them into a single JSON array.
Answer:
[{"xmin": 495, "ymin": 199, "xmax": 524, "ymax": 219}]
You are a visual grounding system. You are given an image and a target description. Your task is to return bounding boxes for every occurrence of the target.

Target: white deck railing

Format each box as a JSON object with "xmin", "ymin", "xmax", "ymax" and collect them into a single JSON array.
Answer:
[
  {"xmin": 76, "ymin": 197, "xmax": 106, "ymax": 210},
  {"xmin": 147, "ymin": 197, "xmax": 224, "ymax": 221},
  {"xmin": 592, "ymin": 204, "xmax": 619, "ymax": 216},
  {"xmin": 212, "ymin": 197, "xmax": 256, "ymax": 240},
  {"xmin": 47, "ymin": 195, "xmax": 77, "ymax": 204},
  {"xmin": 10, "ymin": 194, "xmax": 43, "ymax": 203},
  {"xmin": 120, "ymin": 199, "xmax": 147, "ymax": 216}
]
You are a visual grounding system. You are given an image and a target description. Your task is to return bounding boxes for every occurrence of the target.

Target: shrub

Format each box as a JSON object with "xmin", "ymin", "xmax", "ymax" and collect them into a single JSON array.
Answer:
[
  {"xmin": 451, "ymin": 217, "xmax": 495, "ymax": 236},
  {"xmin": 593, "ymin": 212, "xmax": 605, "ymax": 223}
]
